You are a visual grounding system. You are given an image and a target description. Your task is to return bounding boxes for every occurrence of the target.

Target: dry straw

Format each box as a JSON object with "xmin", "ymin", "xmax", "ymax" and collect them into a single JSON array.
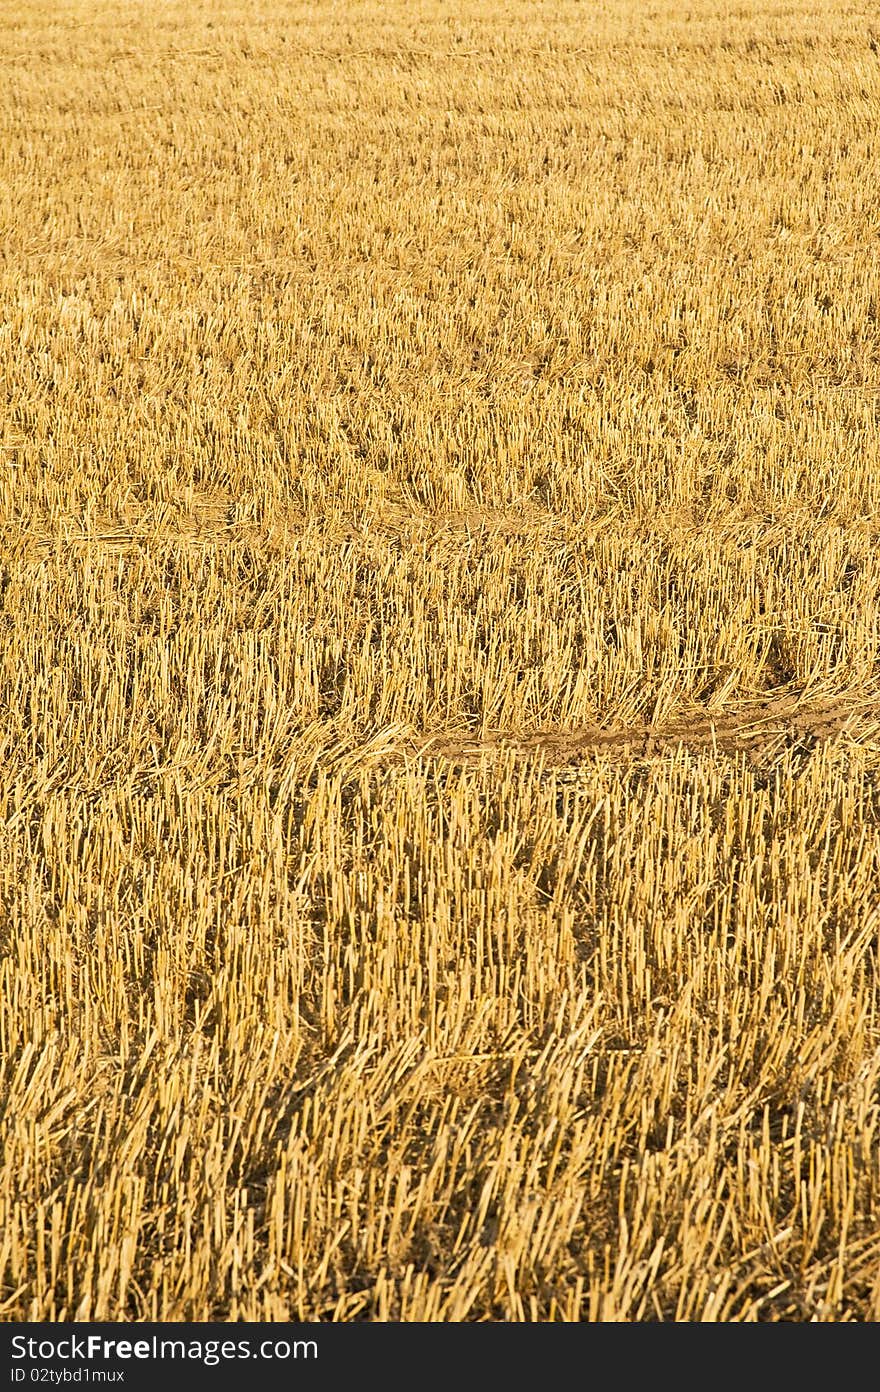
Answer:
[{"xmin": 1, "ymin": 0, "xmax": 880, "ymax": 1320}]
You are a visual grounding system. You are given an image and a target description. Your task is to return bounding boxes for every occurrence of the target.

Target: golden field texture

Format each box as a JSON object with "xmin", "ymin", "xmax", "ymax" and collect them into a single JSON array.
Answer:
[{"xmin": 2, "ymin": 0, "xmax": 880, "ymax": 1320}]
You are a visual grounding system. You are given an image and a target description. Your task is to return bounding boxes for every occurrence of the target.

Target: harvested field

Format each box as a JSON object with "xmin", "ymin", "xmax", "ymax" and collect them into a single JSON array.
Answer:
[{"xmin": 2, "ymin": 0, "xmax": 880, "ymax": 1321}]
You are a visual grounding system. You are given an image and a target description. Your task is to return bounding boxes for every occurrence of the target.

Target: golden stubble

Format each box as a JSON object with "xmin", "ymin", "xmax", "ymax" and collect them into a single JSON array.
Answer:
[{"xmin": 1, "ymin": 0, "xmax": 880, "ymax": 1321}]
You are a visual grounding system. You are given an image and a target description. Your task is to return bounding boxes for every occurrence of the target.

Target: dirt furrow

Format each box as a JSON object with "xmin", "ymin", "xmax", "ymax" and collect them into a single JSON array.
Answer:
[{"xmin": 413, "ymin": 691, "xmax": 880, "ymax": 765}]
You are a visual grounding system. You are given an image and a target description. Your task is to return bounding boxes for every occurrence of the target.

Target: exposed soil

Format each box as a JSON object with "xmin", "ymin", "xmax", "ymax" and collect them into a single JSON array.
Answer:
[{"xmin": 412, "ymin": 691, "xmax": 880, "ymax": 766}]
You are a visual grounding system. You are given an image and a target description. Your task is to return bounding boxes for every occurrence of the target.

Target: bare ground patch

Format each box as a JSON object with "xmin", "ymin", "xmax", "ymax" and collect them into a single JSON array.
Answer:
[{"xmin": 412, "ymin": 689, "xmax": 880, "ymax": 766}]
